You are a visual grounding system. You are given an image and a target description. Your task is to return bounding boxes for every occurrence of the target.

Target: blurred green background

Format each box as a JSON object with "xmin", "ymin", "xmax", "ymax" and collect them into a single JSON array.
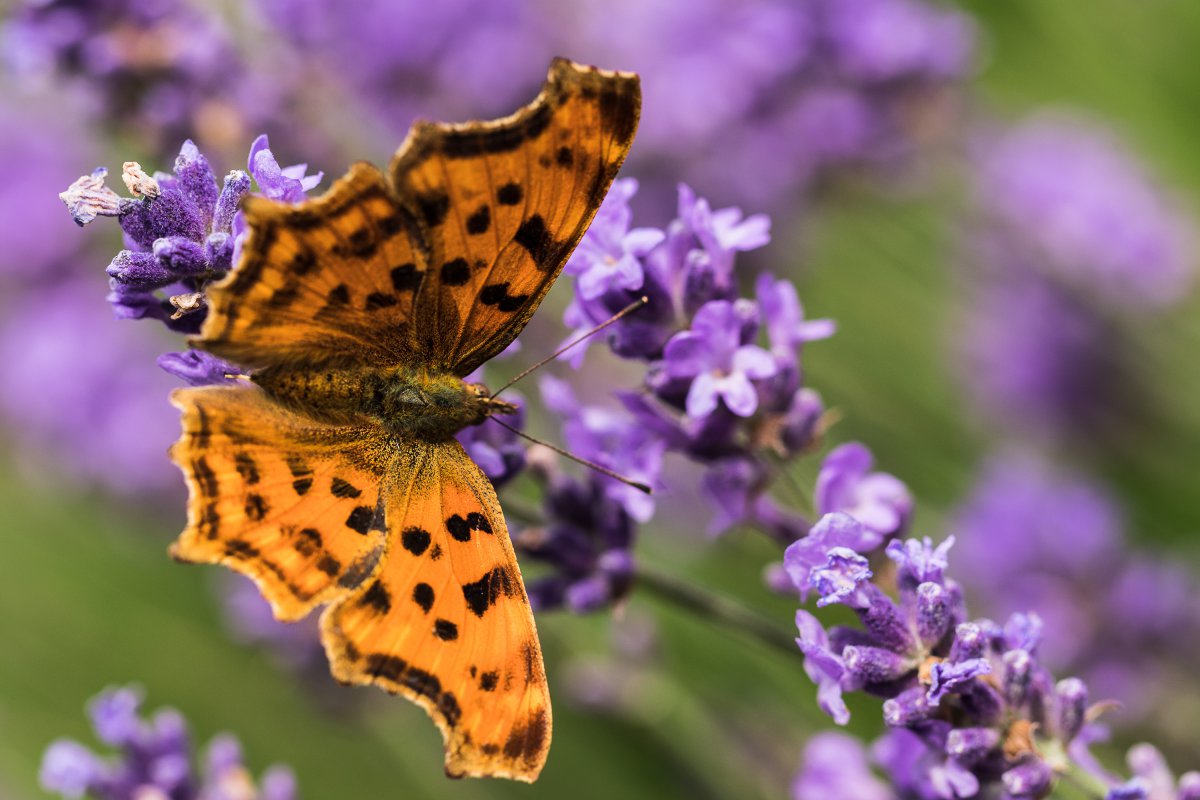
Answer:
[{"xmin": 3, "ymin": 1, "xmax": 1200, "ymax": 798}]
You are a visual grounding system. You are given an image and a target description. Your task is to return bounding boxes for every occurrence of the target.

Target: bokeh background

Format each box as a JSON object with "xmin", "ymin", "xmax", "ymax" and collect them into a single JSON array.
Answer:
[{"xmin": 2, "ymin": 0, "xmax": 1199, "ymax": 798}]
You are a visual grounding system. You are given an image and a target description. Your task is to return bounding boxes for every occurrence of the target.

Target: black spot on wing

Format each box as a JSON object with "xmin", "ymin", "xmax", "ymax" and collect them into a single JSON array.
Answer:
[
  {"xmin": 192, "ymin": 457, "xmax": 218, "ymax": 496},
  {"xmin": 330, "ymin": 477, "xmax": 362, "ymax": 498},
  {"xmin": 497, "ymin": 182, "xmax": 523, "ymax": 206},
  {"xmin": 345, "ymin": 506, "xmax": 373, "ymax": 534},
  {"xmin": 365, "ymin": 292, "xmax": 398, "ymax": 311},
  {"xmin": 412, "ymin": 582, "xmax": 435, "ymax": 613},
  {"xmin": 391, "ymin": 262, "xmax": 421, "ymax": 292},
  {"xmin": 234, "ymin": 453, "xmax": 260, "ymax": 484},
  {"xmin": 462, "ymin": 566, "xmax": 516, "ymax": 618},
  {"xmin": 416, "ymin": 190, "xmax": 449, "ymax": 228},
  {"xmin": 401, "ymin": 527, "xmax": 431, "ymax": 556},
  {"xmin": 504, "ymin": 708, "xmax": 550, "ymax": 766},
  {"xmin": 433, "ymin": 619, "xmax": 459, "ymax": 641},
  {"xmin": 244, "ymin": 493, "xmax": 269, "ymax": 521},
  {"xmin": 479, "ymin": 671, "xmax": 499, "ymax": 691},
  {"xmin": 293, "ymin": 527, "xmax": 322, "ymax": 556},
  {"xmin": 358, "ymin": 580, "xmax": 392, "ymax": 613},
  {"xmin": 513, "ymin": 215, "xmax": 563, "ymax": 270},
  {"xmin": 466, "ymin": 205, "xmax": 490, "ymax": 235},
  {"xmin": 479, "ymin": 282, "xmax": 530, "ymax": 313},
  {"xmin": 440, "ymin": 258, "xmax": 471, "ymax": 286}
]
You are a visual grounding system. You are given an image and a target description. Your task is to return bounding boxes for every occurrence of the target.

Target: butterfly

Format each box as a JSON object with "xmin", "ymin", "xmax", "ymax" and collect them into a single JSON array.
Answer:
[{"xmin": 166, "ymin": 59, "xmax": 640, "ymax": 782}]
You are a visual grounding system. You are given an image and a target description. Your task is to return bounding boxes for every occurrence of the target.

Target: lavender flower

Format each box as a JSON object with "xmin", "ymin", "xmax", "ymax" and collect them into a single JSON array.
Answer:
[
  {"xmin": 555, "ymin": 181, "xmax": 834, "ymax": 553},
  {"xmin": 6, "ymin": 0, "xmax": 285, "ymax": 161},
  {"xmin": 40, "ymin": 685, "xmax": 297, "ymax": 799},
  {"xmin": 516, "ymin": 470, "xmax": 637, "ymax": 614},
  {"xmin": 1104, "ymin": 745, "xmax": 1200, "ymax": 800},
  {"xmin": 0, "ymin": 280, "xmax": 183, "ymax": 496},
  {"xmin": 950, "ymin": 452, "xmax": 1200, "ymax": 723},
  {"xmin": 973, "ymin": 115, "xmax": 1192, "ymax": 308},
  {"xmin": 64, "ymin": 136, "xmax": 320, "ymax": 381},
  {"xmin": 563, "ymin": 178, "xmax": 664, "ymax": 303},
  {"xmin": 958, "ymin": 114, "xmax": 1193, "ymax": 440},
  {"xmin": 541, "ymin": 375, "xmax": 663, "ymax": 524},
  {"xmin": 662, "ymin": 299, "xmax": 778, "ymax": 419},
  {"xmin": 815, "ymin": 442, "xmax": 912, "ymax": 538},
  {"xmin": 789, "ymin": 515, "xmax": 1117, "ymax": 798},
  {"xmin": 793, "ymin": 732, "xmax": 893, "ymax": 800}
]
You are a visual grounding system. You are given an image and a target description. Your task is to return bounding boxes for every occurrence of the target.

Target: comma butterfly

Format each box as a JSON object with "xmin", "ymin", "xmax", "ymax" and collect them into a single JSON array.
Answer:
[{"xmin": 167, "ymin": 59, "xmax": 640, "ymax": 782}]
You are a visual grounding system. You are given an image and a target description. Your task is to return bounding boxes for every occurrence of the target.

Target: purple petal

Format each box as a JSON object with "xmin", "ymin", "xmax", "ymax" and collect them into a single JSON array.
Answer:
[
  {"xmin": 685, "ymin": 372, "xmax": 721, "ymax": 419},
  {"xmin": 718, "ymin": 371, "xmax": 759, "ymax": 417},
  {"xmin": 732, "ymin": 344, "xmax": 777, "ymax": 379}
]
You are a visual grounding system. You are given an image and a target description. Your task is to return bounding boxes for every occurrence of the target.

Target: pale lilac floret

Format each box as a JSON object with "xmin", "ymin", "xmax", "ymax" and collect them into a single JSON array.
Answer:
[
  {"xmin": 816, "ymin": 442, "xmax": 912, "ymax": 537},
  {"xmin": 662, "ymin": 299, "xmax": 777, "ymax": 419}
]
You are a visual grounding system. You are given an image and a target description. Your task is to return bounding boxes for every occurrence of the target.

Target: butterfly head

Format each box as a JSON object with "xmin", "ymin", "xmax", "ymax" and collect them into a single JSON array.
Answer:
[{"xmin": 465, "ymin": 381, "xmax": 520, "ymax": 418}]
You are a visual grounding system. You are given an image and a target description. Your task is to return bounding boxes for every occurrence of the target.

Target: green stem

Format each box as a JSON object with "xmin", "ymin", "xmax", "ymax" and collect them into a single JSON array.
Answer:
[{"xmin": 634, "ymin": 564, "xmax": 802, "ymax": 661}]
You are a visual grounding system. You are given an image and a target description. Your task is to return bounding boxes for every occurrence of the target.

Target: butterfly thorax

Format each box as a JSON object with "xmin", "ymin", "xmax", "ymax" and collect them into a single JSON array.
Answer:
[{"xmin": 252, "ymin": 365, "xmax": 513, "ymax": 442}]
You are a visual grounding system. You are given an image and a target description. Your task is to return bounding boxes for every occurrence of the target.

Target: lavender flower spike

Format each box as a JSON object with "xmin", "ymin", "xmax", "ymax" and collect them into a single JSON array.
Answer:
[{"xmin": 40, "ymin": 685, "xmax": 298, "ymax": 799}]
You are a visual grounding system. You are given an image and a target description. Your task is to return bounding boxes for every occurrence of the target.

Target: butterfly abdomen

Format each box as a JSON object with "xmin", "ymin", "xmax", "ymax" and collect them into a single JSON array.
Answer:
[{"xmin": 253, "ymin": 365, "xmax": 488, "ymax": 441}]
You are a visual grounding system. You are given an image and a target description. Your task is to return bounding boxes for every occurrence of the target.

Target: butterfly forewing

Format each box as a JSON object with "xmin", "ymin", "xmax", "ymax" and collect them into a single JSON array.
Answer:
[
  {"xmin": 322, "ymin": 439, "xmax": 550, "ymax": 781},
  {"xmin": 197, "ymin": 163, "xmax": 428, "ymax": 370},
  {"xmin": 170, "ymin": 386, "xmax": 391, "ymax": 620},
  {"xmin": 390, "ymin": 58, "xmax": 641, "ymax": 376}
]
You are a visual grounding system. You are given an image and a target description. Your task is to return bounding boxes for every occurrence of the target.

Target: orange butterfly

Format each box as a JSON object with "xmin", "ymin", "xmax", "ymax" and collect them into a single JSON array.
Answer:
[{"xmin": 167, "ymin": 59, "xmax": 640, "ymax": 782}]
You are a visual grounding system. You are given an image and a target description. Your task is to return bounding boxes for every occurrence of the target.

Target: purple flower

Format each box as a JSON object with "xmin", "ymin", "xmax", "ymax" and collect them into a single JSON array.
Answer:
[
  {"xmin": 541, "ymin": 375, "xmax": 663, "ymax": 523},
  {"xmin": 40, "ymin": 741, "xmax": 101, "ymax": 799},
  {"xmin": 815, "ymin": 443, "xmax": 912, "ymax": 538},
  {"xmin": 6, "ymin": 0, "xmax": 284, "ymax": 161},
  {"xmin": 0, "ymin": 280, "xmax": 183, "ymax": 496},
  {"xmin": 157, "ymin": 351, "xmax": 246, "ymax": 387},
  {"xmin": 755, "ymin": 272, "xmax": 836, "ymax": 357},
  {"xmin": 949, "ymin": 453, "xmax": 1200, "ymax": 720},
  {"xmin": 791, "ymin": 527, "xmax": 1108, "ymax": 799},
  {"xmin": 519, "ymin": 473, "xmax": 637, "ymax": 614},
  {"xmin": 248, "ymin": 134, "xmax": 324, "ymax": 203},
  {"xmin": 974, "ymin": 115, "xmax": 1192, "ymax": 308},
  {"xmin": 662, "ymin": 299, "xmax": 777, "ymax": 419},
  {"xmin": 810, "ymin": 547, "xmax": 874, "ymax": 608},
  {"xmin": 66, "ymin": 136, "xmax": 321, "ymax": 374},
  {"xmin": 40, "ymin": 685, "xmax": 297, "ymax": 800},
  {"xmin": 564, "ymin": 178, "xmax": 664, "ymax": 302},
  {"xmin": 795, "ymin": 609, "xmax": 852, "ymax": 725},
  {"xmin": 793, "ymin": 732, "xmax": 894, "ymax": 800},
  {"xmin": 784, "ymin": 512, "xmax": 884, "ymax": 601},
  {"xmin": 824, "ymin": 0, "xmax": 976, "ymax": 82}
]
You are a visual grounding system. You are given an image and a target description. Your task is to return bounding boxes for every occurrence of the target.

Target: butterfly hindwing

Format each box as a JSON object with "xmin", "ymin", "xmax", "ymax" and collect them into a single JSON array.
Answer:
[
  {"xmin": 322, "ymin": 439, "xmax": 551, "ymax": 782},
  {"xmin": 196, "ymin": 163, "xmax": 429, "ymax": 370},
  {"xmin": 170, "ymin": 385, "xmax": 391, "ymax": 621},
  {"xmin": 390, "ymin": 58, "xmax": 641, "ymax": 375}
]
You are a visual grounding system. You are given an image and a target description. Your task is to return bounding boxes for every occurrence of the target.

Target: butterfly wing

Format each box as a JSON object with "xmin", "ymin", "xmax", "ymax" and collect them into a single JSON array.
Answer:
[
  {"xmin": 322, "ymin": 439, "xmax": 551, "ymax": 782},
  {"xmin": 196, "ymin": 163, "xmax": 429, "ymax": 370},
  {"xmin": 170, "ymin": 385, "xmax": 391, "ymax": 621},
  {"xmin": 390, "ymin": 58, "xmax": 641, "ymax": 376}
]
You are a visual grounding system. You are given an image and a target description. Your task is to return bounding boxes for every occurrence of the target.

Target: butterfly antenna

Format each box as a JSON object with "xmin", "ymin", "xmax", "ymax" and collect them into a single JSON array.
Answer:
[
  {"xmin": 491, "ymin": 295, "xmax": 649, "ymax": 398},
  {"xmin": 489, "ymin": 416, "xmax": 652, "ymax": 495}
]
